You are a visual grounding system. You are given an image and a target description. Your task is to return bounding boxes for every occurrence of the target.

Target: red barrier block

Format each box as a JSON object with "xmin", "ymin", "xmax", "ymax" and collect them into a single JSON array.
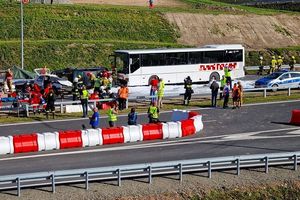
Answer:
[
  {"xmin": 142, "ymin": 123, "xmax": 163, "ymax": 140},
  {"xmin": 59, "ymin": 130, "xmax": 83, "ymax": 149},
  {"xmin": 102, "ymin": 127, "xmax": 124, "ymax": 145},
  {"xmin": 290, "ymin": 110, "xmax": 300, "ymax": 125},
  {"xmin": 13, "ymin": 134, "xmax": 38, "ymax": 153},
  {"xmin": 181, "ymin": 119, "xmax": 196, "ymax": 137},
  {"xmin": 188, "ymin": 111, "xmax": 199, "ymax": 119}
]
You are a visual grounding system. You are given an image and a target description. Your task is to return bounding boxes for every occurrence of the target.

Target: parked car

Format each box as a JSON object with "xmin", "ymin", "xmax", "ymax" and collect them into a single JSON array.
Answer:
[{"xmin": 255, "ymin": 71, "xmax": 300, "ymax": 90}]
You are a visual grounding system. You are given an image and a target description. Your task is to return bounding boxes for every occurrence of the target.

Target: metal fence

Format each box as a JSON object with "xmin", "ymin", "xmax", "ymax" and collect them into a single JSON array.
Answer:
[{"xmin": 0, "ymin": 151, "xmax": 298, "ymax": 197}]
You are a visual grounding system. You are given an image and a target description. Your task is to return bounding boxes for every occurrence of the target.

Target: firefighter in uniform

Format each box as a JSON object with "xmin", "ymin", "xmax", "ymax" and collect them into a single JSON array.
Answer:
[
  {"xmin": 257, "ymin": 56, "xmax": 264, "ymax": 75},
  {"xmin": 277, "ymin": 56, "xmax": 283, "ymax": 70},
  {"xmin": 72, "ymin": 76, "xmax": 80, "ymax": 101},
  {"xmin": 183, "ymin": 76, "xmax": 193, "ymax": 105},
  {"xmin": 270, "ymin": 56, "xmax": 277, "ymax": 74},
  {"xmin": 148, "ymin": 101, "xmax": 159, "ymax": 123},
  {"xmin": 290, "ymin": 56, "xmax": 296, "ymax": 71}
]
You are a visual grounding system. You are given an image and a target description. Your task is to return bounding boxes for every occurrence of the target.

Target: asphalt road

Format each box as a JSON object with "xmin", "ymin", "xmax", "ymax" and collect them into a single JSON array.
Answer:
[{"xmin": 0, "ymin": 100, "xmax": 300, "ymax": 176}]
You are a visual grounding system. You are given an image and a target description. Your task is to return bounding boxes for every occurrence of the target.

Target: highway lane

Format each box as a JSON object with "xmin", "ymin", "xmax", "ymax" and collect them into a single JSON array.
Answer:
[{"xmin": 0, "ymin": 101, "xmax": 300, "ymax": 176}]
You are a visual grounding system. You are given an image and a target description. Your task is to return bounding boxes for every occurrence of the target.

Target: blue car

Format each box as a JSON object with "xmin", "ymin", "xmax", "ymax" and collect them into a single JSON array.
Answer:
[{"xmin": 255, "ymin": 71, "xmax": 300, "ymax": 90}]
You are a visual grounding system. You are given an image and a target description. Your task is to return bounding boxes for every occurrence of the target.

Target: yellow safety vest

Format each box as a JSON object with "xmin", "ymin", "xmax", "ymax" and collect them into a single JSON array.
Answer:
[
  {"xmin": 157, "ymin": 81, "xmax": 165, "ymax": 97},
  {"xmin": 277, "ymin": 58, "xmax": 283, "ymax": 66},
  {"xmin": 221, "ymin": 77, "xmax": 226, "ymax": 87},
  {"xmin": 224, "ymin": 67, "xmax": 231, "ymax": 77},
  {"xmin": 81, "ymin": 89, "xmax": 89, "ymax": 99},
  {"xmin": 271, "ymin": 59, "xmax": 277, "ymax": 68},
  {"xmin": 149, "ymin": 106, "xmax": 158, "ymax": 119},
  {"xmin": 108, "ymin": 108, "xmax": 117, "ymax": 122}
]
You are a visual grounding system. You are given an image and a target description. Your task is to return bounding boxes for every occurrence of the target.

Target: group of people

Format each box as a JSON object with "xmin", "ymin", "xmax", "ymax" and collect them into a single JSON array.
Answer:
[{"xmin": 258, "ymin": 55, "xmax": 297, "ymax": 75}]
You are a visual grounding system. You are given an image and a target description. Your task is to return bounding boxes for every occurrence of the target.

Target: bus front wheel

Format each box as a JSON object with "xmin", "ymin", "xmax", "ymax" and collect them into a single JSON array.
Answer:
[
  {"xmin": 209, "ymin": 72, "xmax": 220, "ymax": 82},
  {"xmin": 148, "ymin": 75, "xmax": 159, "ymax": 85}
]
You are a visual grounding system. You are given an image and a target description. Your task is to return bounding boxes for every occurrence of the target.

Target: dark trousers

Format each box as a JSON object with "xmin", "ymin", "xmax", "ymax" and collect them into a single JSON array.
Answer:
[
  {"xmin": 81, "ymin": 99, "xmax": 88, "ymax": 117},
  {"xmin": 211, "ymin": 91, "xmax": 218, "ymax": 107},
  {"xmin": 118, "ymin": 98, "xmax": 126, "ymax": 110},
  {"xmin": 109, "ymin": 121, "xmax": 115, "ymax": 127},
  {"xmin": 184, "ymin": 91, "xmax": 192, "ymax": 105},
  {"xmin": 219, "ymin": 87, "xmax": 223, "ymax": 99},
  {"xmin": 223, "ymin": 94, "xmax": 229, "ymax": 108}
]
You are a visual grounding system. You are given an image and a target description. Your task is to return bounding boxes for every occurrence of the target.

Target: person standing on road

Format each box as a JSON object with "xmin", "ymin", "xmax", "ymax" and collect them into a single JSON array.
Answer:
[
  {"xmin": 80, "ymin": 86, "xmax": 89, "ymax": 118},
  {"xmin": 224, "ymin": 65, "xmax": 232, "ymax": 89},
  {"xmin": 277, "ymin": 56, "xmax": 283, "ymax": 70},
  {"xmin": 118, "ymin": 84, "xmax": 129, "ymax": 111},
  {"xmin": 290, "ymin": 56, "xmax": 296, "ymax": 71},
  {"xmin": 148, "ymin": 101, "xmax": 159, "ymax": 123},
  {"xmin": 89, "ymin": 107, "xmax": 100, "ymax": 129},
  {"xmin": 107, "ymin": 103, "xmax": 118, "ymax": 127},
  {"xmin": 270, "ymin": 56, "xmax": 277, "ymax": 74},
  {"xmin": 183, "ymin": 76, "xmax": 193, "ymax": 105},
  {"xmin": 157, "ymin": 78, "xmax": 165, "ymax": 109},
  {"xmin": 257, "ymin": 56, "xmax": 264, "ymax": 75},
  {"xmin": 210, "ymin": 79, "xmax": 219, "ymax": 107},
  {"xmin": 128, "ymin": 107, "xmax": 137, "ymax": 125},
  {"xmin": 220, "ymin": 75, "xmax": 226, "ymax": 99},
  {"xmin": 45, "ymin": 88, "xmax": 56, "ymax": 119},
  {"xmin": 232, "ymin": 83, "xmax": 239, "ymax": 109},
  {"xmin": 237, "ymin": 81, "xmax": 243, "ymax": 108},
  {"xmin": 223, "ymin": 82, "xmax": 230, "ymax": 109},
  {"xmin": 150, "ymin": 77, "xmax": 159, "ymax": 104}
]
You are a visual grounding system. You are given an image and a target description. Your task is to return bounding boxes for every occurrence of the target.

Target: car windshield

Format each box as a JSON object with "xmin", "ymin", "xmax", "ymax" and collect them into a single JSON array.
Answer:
[{"xmin": 266, "ymin": 72, "xmax": 282, "ymax": 79}]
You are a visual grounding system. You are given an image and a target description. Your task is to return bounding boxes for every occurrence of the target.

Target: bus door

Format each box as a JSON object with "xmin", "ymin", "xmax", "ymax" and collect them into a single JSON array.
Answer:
[{"xmin": 129, "ymin": 54, "xmax": 142, "ymax": 85}]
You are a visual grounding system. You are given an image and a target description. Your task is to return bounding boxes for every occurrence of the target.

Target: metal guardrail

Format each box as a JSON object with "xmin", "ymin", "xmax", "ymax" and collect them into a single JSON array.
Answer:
[{"xmin": 0, "ymin": 151, "xmax": 298, "ymax": 197}]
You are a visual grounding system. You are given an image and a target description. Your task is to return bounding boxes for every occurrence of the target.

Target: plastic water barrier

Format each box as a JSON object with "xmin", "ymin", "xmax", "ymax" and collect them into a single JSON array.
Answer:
[{"xmin": 0, "ymin": 109, "xmax": 203, "ymax": 155}]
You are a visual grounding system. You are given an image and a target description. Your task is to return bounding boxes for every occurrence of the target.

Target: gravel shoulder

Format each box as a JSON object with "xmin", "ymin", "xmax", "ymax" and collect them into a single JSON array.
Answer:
[
  {"xmin": 1, "ymin": 167, "xmax": 299, "ymax": 200},
  {"xmin": 70, "ymin": 0, "xmax": 187, "ymax": 7}
]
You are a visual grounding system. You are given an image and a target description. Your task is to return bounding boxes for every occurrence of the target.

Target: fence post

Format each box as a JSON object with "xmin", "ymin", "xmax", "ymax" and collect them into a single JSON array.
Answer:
[
  {"xmin": 17, "ymin": 177, "xmax": 21, "ymax": 197},
  {"xmin": 148, "ymin": 166, "xmax": 152, "ymax": 184},
  {"xmin": 178, "ymin": 163, "xmax": 182, "ymax": 182},
  {"xmin": 263, "ymin": 89, "xmax": 267, "ymax": 98},
  {"xmin": 94, "ymin": 101, "xmax": 96, "ymax": 108},
  {"xmin": 25, "ymin": 104, "xmax": 29, "ymax": 117},
  {"xmin": 126, "ymin": 98, "xmax": 128, "ymax": 109},
  {"xmin": 288, "ymin": 87, "xmax": 291, "ymax": 96},
  {"xmin": 51, "ymin": 174, "xmax": 55, "ymax": 193},
  {"xmin": 85, "ymin": 171, "xmax": 89, "ymax": 190},
  {"xmin": 117, "ymin": 169, "xmax": 121, "ymax": 186},
  {"xmin": 208, "ymin": 161, "xmax": 212, "ymax": 178},
  {"xmin": 236, "ymin": 159, "xmax": 240, "ymax": 176},
  {"xmin": 60, "ymin": 103, "xmax": 63, "ymax": 114},
  {"xmin": 294, "ymin": 155, "xmax": 298, "ymax": 171},
  {"xmin": 265, "ymin": 157, "xmax": 269, "ymax": 174}
]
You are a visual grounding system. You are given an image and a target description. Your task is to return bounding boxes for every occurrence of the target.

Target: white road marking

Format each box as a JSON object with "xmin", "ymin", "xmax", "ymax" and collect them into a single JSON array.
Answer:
[{"xmin": 0, "ymin": 127, "xmax": 299, "ymax": 162}]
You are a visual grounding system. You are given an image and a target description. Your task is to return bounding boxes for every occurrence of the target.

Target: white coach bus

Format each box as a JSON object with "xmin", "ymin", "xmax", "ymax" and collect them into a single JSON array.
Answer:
[{"xmin": 112, "ymin": 44, "xmax": 245, "ymax": 86}]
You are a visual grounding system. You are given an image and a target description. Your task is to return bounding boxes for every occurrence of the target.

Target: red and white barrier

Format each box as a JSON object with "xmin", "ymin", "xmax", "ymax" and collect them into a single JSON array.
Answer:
[{"xmin": 0, "ymin": 110, "xmax": 203, "ymax": 155}]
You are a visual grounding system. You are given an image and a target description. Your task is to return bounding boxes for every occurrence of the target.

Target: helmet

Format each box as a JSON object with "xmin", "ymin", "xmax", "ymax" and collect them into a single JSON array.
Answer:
[
  {"xmin": 74, "ymin": 77, "xmax": 78, "ymax": 83},
  {"xmin": 272, "ymin": 56, "xmax": 275, "ymax": 59},
  {"xmin": 292, "ymin": 56, "xmax": 295, "ymax": 59},
  {"xmin": 278, "ymin": 56, "xmax": 281, "ymax": 59},
  {"xmin": 259, "ymin": 56, "xmax": 263, "ymax": 60},
  {"xmin": 77, "ymin": 75, "xmax": 82, "ymax": 78}
]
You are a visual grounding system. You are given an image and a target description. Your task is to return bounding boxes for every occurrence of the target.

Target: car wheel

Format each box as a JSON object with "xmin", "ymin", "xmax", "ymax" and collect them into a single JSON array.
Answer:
[
  {"xmin": 209, "ymin": 72, "xmax": 220, "ymax": 82},
  {"xmin": 272, "ymin": 84, "xmax": 278, "ymax": 92}
]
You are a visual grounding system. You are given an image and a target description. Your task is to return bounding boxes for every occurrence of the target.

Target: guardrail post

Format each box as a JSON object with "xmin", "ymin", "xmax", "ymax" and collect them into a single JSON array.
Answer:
[
  {"xmin": 25, "ymin": 104, "xmax": 29, "ymax": 117},
  {"xmin": 60, "ymin": 104, "xmax": 63, "ymax": 114},
  {"xmin": 178, "ymin": 163, "xmax": 182, "ymax": 182},
  {"xmin": 117, "ymin": 169, "xmax": 121, "ymax": 186},
  {"xmin": 236, "ymin": 159, "xmax": 240, "ymax": 176},
  {"xmin": 85, "ymin": 171, "xmax": 89, "ymax": 190},
  {"xmin": 51, "ymin": 174, "xmax": 55, "ymax": 193},
  {"xmin": 294, "ymin": 155, "xmax": 298, "ymax": 171},
  {"xmin": 208, "ymin": 161, "xmax": 212, "ymax": 178},
  {"xmin": 94, "ymin": 101, "xmax": 96, "ymax": 108},
  {"xmin": 17, "ymin": 177, "xmax": 21, "ymax": 197},
  {"xmin": 148, "ymin": 166, "xmax": 152, "ymax": 184},
  {"xmin": 263, "ymin": 89, "xmax": 267, "ymax": 98},
  {"xmin": 288, "ymin": 87, "xmax": 291, "ymax": 96},
  {"xmin": 126, "ymin": 98, "xmax": 128, "ymax": 109},
  {"xmin": 265, "ymin": 157, "xmax": 269, "ymax": 174}
]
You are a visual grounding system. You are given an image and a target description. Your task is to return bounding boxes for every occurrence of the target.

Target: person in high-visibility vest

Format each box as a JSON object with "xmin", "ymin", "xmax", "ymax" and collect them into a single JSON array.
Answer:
[
  {"xmin": 94, "ymin": 76, "xmax": 101, "ymax": 93},
  {"xmin": 157, "ymin": 78, "xmax": 165, "ymax": 109},
  {"xmin": 220, "ymin": 75, "xmax": 226, "ymax": 99},
  {"xmin": 148, "ymin": 102, "xmax": 159, "ymax": 123},
  {"xmin": 183, "ymin": 76, "xmax": 193, "ymax": 105},
  {"xmin": 80, "ymin": 86, "xmax": 89, "ymax": 118},
  {"xmin": 290, "ymin": 56, "xmax": 297, "ymax": 71},
  {"xmin": 257, "ymin": 56, "xmax": 264, "ymax": 75},
  {"xmin": 107, "ymin": 103, "xmax": 118, "ymax": 127},
  {"xmin": 270, "ymin": 56, "xmax": 277, "ymax": 74},
  {"xmin": 277, "ymin": 56, "xmax": 283, "ymax": 70},
  {"xmin": 224, "ymin": 65, "xmax": 232, "ymax": 89}
]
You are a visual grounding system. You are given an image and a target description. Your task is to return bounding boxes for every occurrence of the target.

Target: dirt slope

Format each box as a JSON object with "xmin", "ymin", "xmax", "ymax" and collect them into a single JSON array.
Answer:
[
  {"xmin": 71, "ymin": 0, "xmax": 186, "ymax": 7},
  {"xmin": 165, "ymin": 13, "xmax": 300, "ymax": 49}
]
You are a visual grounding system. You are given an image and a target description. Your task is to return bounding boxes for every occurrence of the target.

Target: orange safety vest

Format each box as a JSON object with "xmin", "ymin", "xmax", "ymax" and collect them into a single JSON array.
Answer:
[{"xmin": 118, "ymin": 87, "xmax": 129, "ymax": 99}]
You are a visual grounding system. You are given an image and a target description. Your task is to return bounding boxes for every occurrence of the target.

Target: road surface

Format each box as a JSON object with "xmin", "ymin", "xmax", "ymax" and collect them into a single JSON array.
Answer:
[{"xmin": 0, "ymin": 100, "xmax": 299, "ymax": 176}]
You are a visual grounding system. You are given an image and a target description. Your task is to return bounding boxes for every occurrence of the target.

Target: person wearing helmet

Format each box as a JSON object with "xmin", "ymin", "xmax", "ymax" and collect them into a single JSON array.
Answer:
[
  {"xmin": 277, "ymin": 56, "xmax": 283, "ymax": 70},
  {"xmin": 257, "ymin": 55, "xmax": 264, "ymax": 75},
  {"xmin": 290, "ymin": 56, "xmax": 297, "ymax": 71},
  {"xmin": 270, "ymin": 56, "xmax": 277, "ymax": 74}
]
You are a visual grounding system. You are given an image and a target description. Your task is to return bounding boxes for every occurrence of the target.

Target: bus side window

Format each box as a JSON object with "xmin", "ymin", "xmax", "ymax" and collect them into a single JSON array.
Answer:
[
  {"xmin": 225, "ymin": 50, "xmax": 243, "ymax": 62},
  {"xmin": 130, "ymin": 54, "xmax": 140, "ymax": 73}
]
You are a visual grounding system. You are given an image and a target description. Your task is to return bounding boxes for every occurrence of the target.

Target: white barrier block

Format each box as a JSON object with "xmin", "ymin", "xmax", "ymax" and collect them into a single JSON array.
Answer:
[
  {"xmin": 122, "ymin": 126, "xmax": 130, "ymax": 143},
  {"xmin": 171, "ymin": 109, "xmax": 189, "ymax": 122},
  {"xmin": 162, "ymin": 123, "xmax": 169, "ymax": 139},
  {"xmin": 192, "ymin": 115, "xmax": 204, "ymax": 133},
  {"xmin": 0, "ymin": 136, "xmax": 14, "ymax": 154},
  {"xmin": 37, "ymin": 134, "xmax": 46, "ymax": 151},
  {"xmin": 167, "ymin": 122, "xmax": 182, "ymax": 138},
  {"xmin": 42, "ymin": 132, "xmax": 60, "ymax": 150},
  {"xmin": 65, "ymin": 105, "xmax": 93, "ymax": 113},
  {"xmin": 128, "ymin": 125, "xmax": 143, "ymax": 142},
  {"xmin": 82, "ymin": 129, "xmax": 102, "ymax": 147}
]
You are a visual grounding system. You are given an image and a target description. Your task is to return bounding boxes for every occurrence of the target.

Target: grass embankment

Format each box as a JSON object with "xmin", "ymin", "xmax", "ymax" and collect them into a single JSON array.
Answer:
[
  {"xmin": 1, "ymin": 91, "xmax": 299, "ymax": 124},
  {"xmin": 0, "ymin": 1, "xmax": 179, "ymax": 70}
]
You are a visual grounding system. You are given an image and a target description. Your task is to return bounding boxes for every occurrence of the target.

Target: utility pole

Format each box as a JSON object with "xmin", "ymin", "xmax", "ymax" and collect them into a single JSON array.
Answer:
[{"xmin": 20, "ymin": 0, "xmax": 24, "ymax": 69}]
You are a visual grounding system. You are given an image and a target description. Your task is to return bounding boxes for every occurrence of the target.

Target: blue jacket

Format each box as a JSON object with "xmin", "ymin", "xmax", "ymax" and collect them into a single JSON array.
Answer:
[
  {"xmin": 90, "ymin": 112, "xmax": 100, "ymax": 128},
  {"xmin": 128, "ymin": 112, "xmax": 137, "ymax": 125}
]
